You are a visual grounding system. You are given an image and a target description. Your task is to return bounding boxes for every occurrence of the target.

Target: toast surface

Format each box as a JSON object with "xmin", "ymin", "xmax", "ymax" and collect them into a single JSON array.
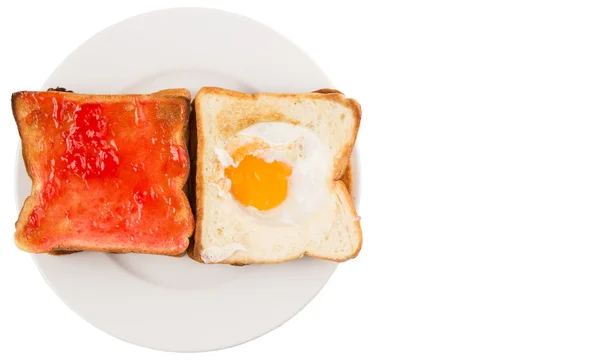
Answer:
[
  {"xmin": 13, "ymin": 89, "xmax": 194, "ymax": 255},
  {"xmin": 190, "ymin": 87, "xmax": 362, "ymax": 264}
]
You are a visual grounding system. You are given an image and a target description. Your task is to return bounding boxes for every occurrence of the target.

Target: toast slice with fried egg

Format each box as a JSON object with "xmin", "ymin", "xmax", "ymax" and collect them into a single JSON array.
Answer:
[{"xmin": 190, "ymin": 87, "xmax": 362, "ymax": 264}]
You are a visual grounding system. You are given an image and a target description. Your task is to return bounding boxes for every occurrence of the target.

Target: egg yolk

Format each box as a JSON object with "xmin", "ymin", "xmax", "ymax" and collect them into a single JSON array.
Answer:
[{"xmin": 224, "ymin": 155, "xmax": 292, "ymax": 211}]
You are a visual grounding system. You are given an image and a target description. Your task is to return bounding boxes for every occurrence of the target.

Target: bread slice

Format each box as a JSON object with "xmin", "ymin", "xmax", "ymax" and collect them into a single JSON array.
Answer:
[
  {"xmin": 190, "ymin": 87, "xmax": 362, "ymax": 264},
  {"xmin": 12, "ymin": 88, "xmax": 194, "ymax": 255}
]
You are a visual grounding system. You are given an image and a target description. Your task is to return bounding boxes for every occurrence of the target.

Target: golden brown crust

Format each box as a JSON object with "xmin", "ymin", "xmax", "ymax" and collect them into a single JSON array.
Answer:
[
  {"xmin": 174, "ymin": 92, "xmax": 195, "ymax": 246},
  {"xmin": 172, "ymin": 91, "xmax": 196, "ymax": 254},
  {"xmin": 152, "ymin": 88, "xmax": 191, "ymax": 100},
  {"xmin": 12, "ymin": 93, "xmax": 36, "ymax": 182},
  {"xmin": 197, "ymin": 86, "xmax": 358, "ymax": 108},
  {"xmin": 186, "ymin": 93, "xmax": 199, "ymax": 260},
  {"xmin": 13, "ymin": 93, "xmax": 43, "ymax": 254},
  {"xmin": 48, "ymin": 250, "xmax": 81, "ymax": 256},
  {"xmin": 43, "ymin": 244, "xmax": 188, "ymax": 257},
  {"xmin": 188, "ymin": 91, "xmax": 206, "ymax": 262},
  {"xmin": 332, "ymin": 97, "xmax": 360, "ymax": 180},
  {"xmin": 12, "ymin": 89, "xmax": 194, "ymax": 256},
  {"xmin": 49, "ymin": 248, "xmax": 188, "ymax": 257},
  {"xmin": 189, "ymin": 87, "xmax": 361, "ymax": 264},
  {"xmin": 312, "ymin": 88, "xmax": 343, "ymax": 94},
  {"xmin": 216, "ymin": 254, "xmax": 305, "ymax": 266},
  {"xmin": 311, "ymin": 88, "xmax": 358, "ymax": 191},
  {"xmin": 14, "ymin": 89, "xmax": 192, "ymax": 104},
  {"xmin": 312, "ymin": 89, "xmax": 352, "ymax": 195}
]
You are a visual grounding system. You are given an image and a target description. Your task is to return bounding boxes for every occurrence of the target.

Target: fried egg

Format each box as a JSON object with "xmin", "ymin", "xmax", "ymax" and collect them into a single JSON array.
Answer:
[{"xmin": 212, "ymin": 122, "xmax": 330, "ymax": 226}]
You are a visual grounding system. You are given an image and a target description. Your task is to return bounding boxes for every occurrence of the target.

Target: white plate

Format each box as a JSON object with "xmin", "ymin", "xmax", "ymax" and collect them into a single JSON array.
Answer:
[{"xmin": 13, "ymin": 7, "xmax": 360, "ymax": 353}]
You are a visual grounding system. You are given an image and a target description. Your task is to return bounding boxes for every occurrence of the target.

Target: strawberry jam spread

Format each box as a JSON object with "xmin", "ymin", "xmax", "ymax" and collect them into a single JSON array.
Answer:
[{"xmin": 18, "ymin": 91, "xmax": 192, "ymax": 253}]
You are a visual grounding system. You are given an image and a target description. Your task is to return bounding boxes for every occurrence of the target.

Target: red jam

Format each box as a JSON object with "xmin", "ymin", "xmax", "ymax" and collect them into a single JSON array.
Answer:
[
  {"xmin": 19, "ymin": 92, "xmax": 192, "ymax": 253},
  {"xmin": 61, "ymin": 103, "xmax": 119, "ymax": 178}
]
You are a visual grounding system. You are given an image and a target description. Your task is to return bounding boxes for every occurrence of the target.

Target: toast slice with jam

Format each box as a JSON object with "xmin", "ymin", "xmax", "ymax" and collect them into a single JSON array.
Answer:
[{"xmin": 12, "ymin": 88, "xmax": 194, "ymax": 256}]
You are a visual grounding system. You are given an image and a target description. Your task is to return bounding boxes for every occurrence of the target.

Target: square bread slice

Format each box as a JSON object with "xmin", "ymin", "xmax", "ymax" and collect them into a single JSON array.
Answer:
[
  {"xmin": 190, "ymin": 87, "xmax": 362, "ymax": 264},
  {"xmin": 12, "ymin": 88, "xmax": 194, "ymax": 255}
]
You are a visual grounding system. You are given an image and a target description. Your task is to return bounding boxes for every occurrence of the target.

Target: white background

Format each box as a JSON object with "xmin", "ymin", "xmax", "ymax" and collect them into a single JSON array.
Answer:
[{"xmin": 2, "ymin": 0, "xmax": 600, "ymax": 359}]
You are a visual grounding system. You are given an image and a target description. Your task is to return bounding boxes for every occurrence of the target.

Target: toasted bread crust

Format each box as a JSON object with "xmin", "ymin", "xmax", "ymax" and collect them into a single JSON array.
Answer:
[
  {"xmin": 188, "ymin": 91, "xmax": 206, "ymax": 262},
  {"xmin": 152, "ymin": 88, "xmax": 191, "ymax": 99},
  {"xmin": 190, "ymin": 87, "xmax": 361, "ymax": 264},
  {"xmin": 42, "ymin": 244, "xmax": 187, "ymax": 256},
  {"xmin": 13, "ymin": 89, "xmax": 194, "ymax": 256},
  {"xmin": 312, "ymin": 88, "xmax": 343, "ymax": 94},
  {"xmin": 313, "ymin": 89, "xmax": 355, "ymax": 196}
]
